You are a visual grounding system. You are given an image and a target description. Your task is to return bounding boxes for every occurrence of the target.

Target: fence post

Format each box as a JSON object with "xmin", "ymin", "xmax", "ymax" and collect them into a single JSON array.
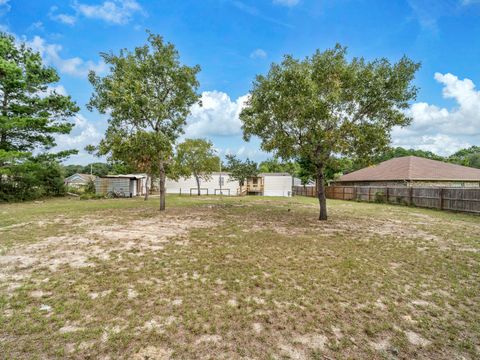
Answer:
[
  {"xmin": 342, "ymin": 186, "xmax": 345, "ymax": 200},
  {"xmin": 368, "ymin": 187, "xmax": 371, "ymax": 202},
  {"xmin": 353, "ymin": 186, "xmax": 357, "ymax": 201},
  {"xmin": 408, "ymin": 187, "xmax": 413, "ymax": 206},
  {"xmin": 439, "ymin": 188, "xmax": 444, "ymax": 210},
  {"xmin": 386, "ymin": 187, "xmax": 389, "ymax": 203}
]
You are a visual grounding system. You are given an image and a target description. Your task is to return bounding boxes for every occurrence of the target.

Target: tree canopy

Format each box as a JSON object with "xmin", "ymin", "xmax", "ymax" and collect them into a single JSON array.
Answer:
[
  {"xmin": 88, "ymin": 31, "xmax": 201, "ymax": 209},
  {"xmin": 448, "ymin": 146, "xmax": 480, "ymax": 169},
  {"xmin": 240, "ymin": 44, "xmax": 420, "ymax": 220},
  {"xmin": 224, "ymin": 154, "xmax": 258, "ymax": 187},
  {"xmin": 174, "ymin": 138, "xmax": 220, "ymax": 195},
  {"xmin": 258, "ymin": 157, "xmax": 300, "ymax": 176},
  {"xmin": 0, "ymin": 33, "xmax": 79, "ymax": 201}
]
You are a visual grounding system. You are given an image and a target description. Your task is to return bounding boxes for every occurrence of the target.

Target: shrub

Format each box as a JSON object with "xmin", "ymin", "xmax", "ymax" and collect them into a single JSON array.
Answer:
[
  {"xmin": 84, "ymin": 179, "xmax": 96, "ymax": 194},
  {"xmin": 0, "ymin": 160, "xmax": 66, "ymax": 202},
  {"xmin": 79, "ymin": 193, "xmax": 104, "ymax": 200},
  {"xmin": 374, "ymin": 191, "xmax": 385, "ymax": 203}
]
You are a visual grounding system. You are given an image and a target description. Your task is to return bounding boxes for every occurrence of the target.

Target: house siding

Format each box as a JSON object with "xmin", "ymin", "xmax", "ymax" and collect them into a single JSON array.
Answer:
[{"xmin": 165, "ymin": 174, "xmax": 238, "ymax": 195}]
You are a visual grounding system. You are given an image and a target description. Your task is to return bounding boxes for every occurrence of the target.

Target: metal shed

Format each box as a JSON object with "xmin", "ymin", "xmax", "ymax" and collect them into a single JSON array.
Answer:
[{"xmin": 95, "ymin": 174, "xmax": 148, "ymax": 197}]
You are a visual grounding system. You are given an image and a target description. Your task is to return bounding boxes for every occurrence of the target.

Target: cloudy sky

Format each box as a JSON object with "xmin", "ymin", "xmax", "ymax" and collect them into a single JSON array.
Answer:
[{"xmin": 2, "ymin": 0, "xmax": 480, "ymax": 164}]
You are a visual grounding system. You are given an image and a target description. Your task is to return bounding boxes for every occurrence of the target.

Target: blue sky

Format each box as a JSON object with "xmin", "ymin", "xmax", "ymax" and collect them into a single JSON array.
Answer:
[{"xmin": 2, "ymin": 0, "xmax": 480, "ymax": 164}]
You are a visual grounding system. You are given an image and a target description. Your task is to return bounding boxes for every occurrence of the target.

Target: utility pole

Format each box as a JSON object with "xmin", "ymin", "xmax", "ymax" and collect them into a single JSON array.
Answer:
[{"xmin": 219, "ymin": 156, "xmax": 222, "ymax": 196}]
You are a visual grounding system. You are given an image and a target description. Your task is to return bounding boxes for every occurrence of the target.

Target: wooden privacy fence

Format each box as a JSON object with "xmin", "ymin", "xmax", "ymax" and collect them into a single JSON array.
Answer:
[
  {"xmin": 293, "ymin": 185, "xmax": 480, "ymax": 215},
  {"xmin": 292, "ymin": 186, "xmax": 317, "ymax": 197}
]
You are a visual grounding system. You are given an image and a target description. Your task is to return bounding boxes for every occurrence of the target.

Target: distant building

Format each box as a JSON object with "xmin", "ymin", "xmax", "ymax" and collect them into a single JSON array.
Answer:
[
  {"xmin": 64, "ymin": 173, "xmax": 96, "ymax": 188},
  {"xmin": 165, "ymin": 172, "xmax": 238, "ymax": 195},
  {"xmin": 335, "ymin": 156, "xmax": 480, "ymax": 187},
  {"xmin": 95, "ymin": 174, "xmax": 150, "ymax": 197},
  {"xmin": 165, "ymin": 172, "xmax": 293, "ymax": 197},
  {"xmin": 293, "ymin": 177, "xmax": 315, "ymax": 187}
]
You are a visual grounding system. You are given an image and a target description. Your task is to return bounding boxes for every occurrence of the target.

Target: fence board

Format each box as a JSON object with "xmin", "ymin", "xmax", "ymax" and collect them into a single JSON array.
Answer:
[{"xmin": 293, "ymin": 185, "xmax": 480, "ymax": 215}]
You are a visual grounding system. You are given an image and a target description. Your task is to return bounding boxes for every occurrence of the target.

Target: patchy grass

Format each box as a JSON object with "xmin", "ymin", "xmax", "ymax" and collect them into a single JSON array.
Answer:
[{"xmin": 0, "ymin": 195, "xmax": 479, "ymax": 359}]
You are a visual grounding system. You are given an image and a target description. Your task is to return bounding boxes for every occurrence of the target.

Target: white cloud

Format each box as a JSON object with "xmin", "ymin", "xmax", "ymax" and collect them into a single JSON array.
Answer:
[
  {"xmin": 273, "ymin": 0, "xmax": 300, "ymax": 6},
  {"xmin": 28, "ymin": 35, "xmax": 107, "ymax": 77},
  {"xmin": 27, "ymin": 21, "xmax": 45, "ymax": 31},
  {"xmin": 392, "ymin": 72, "xmax": 480, "ymax": 155},
  {"xmin": 49, "ymin": 7, "xmax": 77, "ymax": 26},
  {"xmin": 73, "ymin": 0, "xmax": 143, "ymax": 25},
  {"xmin": 250, "ymin": 48, "xmax": 267, "ymax": 59},
  {"xmin": 184, "ymin": 91, "xmax": 249, "ymax": 137},
  {"xmin": 55, "ymin": 113, "xmax": 102, "ymax": 153}
]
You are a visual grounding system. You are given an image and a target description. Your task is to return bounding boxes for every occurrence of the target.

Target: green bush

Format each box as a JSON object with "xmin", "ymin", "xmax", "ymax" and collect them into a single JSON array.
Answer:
[
  {"xmin": 374, "ymin": 191, "xmax": 385, "ymax": 203},
  {"xmin": 66, "ymin": 186, "xmax": 85, "ymax": 195},
  {"xmin": 84, "ymin": 179, "xmax": 96, "ymax": 194},
  {"xmin": 0, "ymin": 160, "xmax": 66, "ymax": 202}
]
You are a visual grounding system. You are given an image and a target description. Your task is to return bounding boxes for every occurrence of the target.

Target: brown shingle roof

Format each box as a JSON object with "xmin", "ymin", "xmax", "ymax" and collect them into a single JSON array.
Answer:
[{"xmin": 338, "ymin": 156, "xmax": 480, "ymax": 182}]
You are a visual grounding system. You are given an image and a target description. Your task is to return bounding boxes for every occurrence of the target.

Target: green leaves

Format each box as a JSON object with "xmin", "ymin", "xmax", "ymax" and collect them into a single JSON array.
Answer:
[
  {"xmin": 240, "ymin": 44, "xmax": 420, "ymax": 219},
  {"xmin": 174, "ymin": 138, "xmax": 219, "ymax": 182},
  {"xmin": 0, "ymin": 33, "xmax": 79, "ymax": 202},
  {"xmin": 241, "ymin": 44, "xmax": 420, "ymax": 166},
  {"xmin": 88, "ymin": 31, "xmax": 201, "ymax": 192},
  {"xmin": 224, "ymin": 154, "xmax": 258, "ymax": 186},
  {"xmin": 88, "ymin": 31, "xmax": 200, "ymax": 142},
  {"xmin": 0, "ymin": 33, "xmax": 78, "ymax": 154}
]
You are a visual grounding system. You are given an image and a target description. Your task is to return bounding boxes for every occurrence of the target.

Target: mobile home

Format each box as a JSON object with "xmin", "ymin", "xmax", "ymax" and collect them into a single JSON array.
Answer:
[
  {"xmin": 166, "ymin": 172, "xmax": 293, "ymax": 197},
  {"xmin": 165, "ymin": 172, "xmax": 237, "ymax": 195}
]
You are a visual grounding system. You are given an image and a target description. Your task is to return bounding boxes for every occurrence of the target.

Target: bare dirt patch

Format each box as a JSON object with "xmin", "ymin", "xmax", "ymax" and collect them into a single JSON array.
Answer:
[
  {"xmin": 132, "ymin": 346, "xmax": 173, "ymax": 360},
  {"xmin": 0, "ymin": 212, "xmax": 218, "ymax": 281}
]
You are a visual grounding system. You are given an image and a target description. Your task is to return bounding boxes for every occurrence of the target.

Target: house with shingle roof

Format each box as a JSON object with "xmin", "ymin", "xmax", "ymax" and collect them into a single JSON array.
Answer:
[
  {"xmin": 335, "ymin": 156, "xmax": 480, "ymax": 187},
  {"xmin": 64, "ymin": 173, "xmax": 96, "ymax": 188}
]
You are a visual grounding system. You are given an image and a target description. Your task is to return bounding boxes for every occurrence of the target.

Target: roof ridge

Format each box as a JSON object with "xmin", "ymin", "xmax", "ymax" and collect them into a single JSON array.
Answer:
[{"xmin": 407, "ymin": 156, "xmax": 413, "ymax": 179}]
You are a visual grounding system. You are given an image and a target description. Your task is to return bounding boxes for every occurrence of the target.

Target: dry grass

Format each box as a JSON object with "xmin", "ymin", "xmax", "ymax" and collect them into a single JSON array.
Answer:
[{"xmin": 1, "ymin": 195, "xmax": 479, "ymax": 359}]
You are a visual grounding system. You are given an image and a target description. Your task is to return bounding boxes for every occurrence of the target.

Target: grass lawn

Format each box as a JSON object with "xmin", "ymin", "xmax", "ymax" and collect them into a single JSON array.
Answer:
[{"xmin": 0, "ymin": 195, "xmax": 479, "ymax": 359}]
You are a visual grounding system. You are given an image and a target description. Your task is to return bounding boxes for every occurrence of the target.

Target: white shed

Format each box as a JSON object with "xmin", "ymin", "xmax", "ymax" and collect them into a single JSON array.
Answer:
[
  {"xmin": 260, "ymin": 173, "xmax": 293, "ymax": 197},
  {"xmin": 165, "ymin": 172, "xmax": 238, "ymax": 196}
]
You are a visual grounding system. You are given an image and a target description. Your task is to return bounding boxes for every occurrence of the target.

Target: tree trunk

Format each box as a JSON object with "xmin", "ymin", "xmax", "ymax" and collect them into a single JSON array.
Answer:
[
  {"xmin": 159, "ymin": 160, "xmax": 166, "ymax": 211},
  {"xmin": 195, "ymin": 174, "xmax": 201, "ymax": 196},
  {"xmin": 316, "ymin": 165, "xmax": 328, "ymax": 221},
  {"xmin": 144, "ymin": 174, "xmax": 150, "ymax": 201}
]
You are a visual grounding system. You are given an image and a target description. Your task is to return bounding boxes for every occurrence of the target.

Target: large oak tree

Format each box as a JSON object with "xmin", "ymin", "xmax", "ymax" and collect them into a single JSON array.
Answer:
[
  {"xmin": 240, "ymin": 45, "xmax": 420, "ymax": 220},
  {"xmin": 88, "ymin": 32, "xmax": 200, "ymax": 210}
]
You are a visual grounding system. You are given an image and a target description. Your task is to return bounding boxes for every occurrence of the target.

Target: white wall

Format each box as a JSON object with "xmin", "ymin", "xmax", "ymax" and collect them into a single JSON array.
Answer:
[
  {"xmin": 263, "ymin": 175, "xmax": 293, "ymax": 197},
  {"xmin": 166, "ymin": 173, "xmax": 238, "ymax": 195}
]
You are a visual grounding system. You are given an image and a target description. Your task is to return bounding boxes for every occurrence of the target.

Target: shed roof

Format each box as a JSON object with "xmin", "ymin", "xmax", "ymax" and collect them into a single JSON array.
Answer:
[
  {"xmin": 100, "ymin": 173, "xmax": 147, "ymax": 179},
  {"xmin": 338, "ymin": 156, "xmax": 480, "ymax": 182}
]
